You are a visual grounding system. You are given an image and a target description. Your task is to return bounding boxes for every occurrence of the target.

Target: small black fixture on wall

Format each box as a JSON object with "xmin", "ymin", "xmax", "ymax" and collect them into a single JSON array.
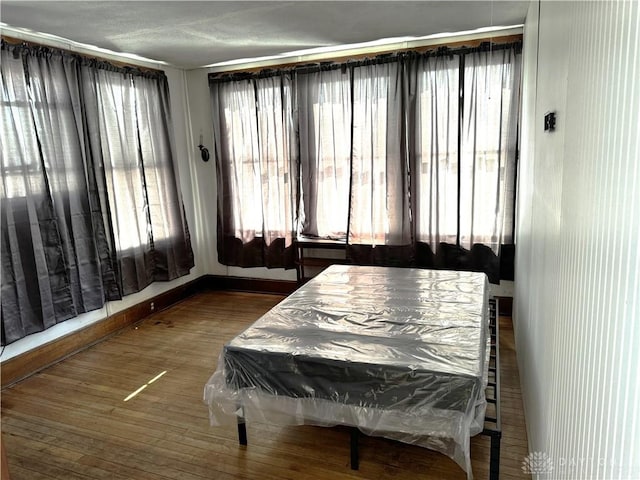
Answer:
[
  {"xmin": 544, "ymin": 111, "xmax": 556, "ymax": 132},
  {"xmin": 197, "ymin": 133, "xmax": 210, "ymax": 162},
  {"xmin": 198, "ymin": 144, "xmax": 210, "ymax": 162}
]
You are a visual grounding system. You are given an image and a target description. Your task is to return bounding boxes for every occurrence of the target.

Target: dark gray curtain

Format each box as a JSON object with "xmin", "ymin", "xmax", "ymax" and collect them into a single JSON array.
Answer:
[
  {"xmin": 82, "ymin": 65, "xmax": 193, "ymax": 294},
  {"xmin": 1, "ymin": 45, "xmax": 119, "ymax": 344},
  {"xmin": 209, "ymin": 42, "xmax": 521, "ymax": 282},
  {"xmin": 0, "ymin": 42, "xmax": 193, "ymax": 345},
  {"xmin": 211, "ymin": 73, "xmax": 297, "ymax": 268},
  {"xmin": 132, "ymin": 74, "xmax": 194, "ymax": 285}
]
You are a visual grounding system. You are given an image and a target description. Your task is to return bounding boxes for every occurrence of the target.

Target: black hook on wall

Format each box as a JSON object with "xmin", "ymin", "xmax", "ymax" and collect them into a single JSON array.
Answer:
[{"xmin": 198, "ymin": 144, "xmax": 210, "ymax": 162}]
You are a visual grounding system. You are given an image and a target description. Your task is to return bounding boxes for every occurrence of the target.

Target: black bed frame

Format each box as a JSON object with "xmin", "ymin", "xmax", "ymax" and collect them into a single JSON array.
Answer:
[
  {"xmin": 482, "ymin": 297, "xmax": 502, "ymax": 480},
  {"xmin": 236, "ymin": 298, "xmax": 502, "ymax": 480}
]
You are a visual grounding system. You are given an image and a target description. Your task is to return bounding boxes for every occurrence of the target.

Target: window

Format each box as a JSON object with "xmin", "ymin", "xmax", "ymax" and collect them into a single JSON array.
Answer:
[
  {"xmin": 211, "ymin": 42, "xmax": 521, "ymax": 272},
  {"xmin": 1, "ymin": 42, "xmax": 193, "ymax": 345},
  {"xmin": 92, "ymin": 70, "xmax": 151, "ymax": 252},
  {"xmin": 255, "ymin": 76, "xmax": 295, "ymax": 245},
  {"xmin": 297, "ymin": 68, "xmax": 351, "ymax": 240},
  {"xmin": 214, "ymin": 76, "xmax": 295, "ymax": 244},
  {"xmin": 310, "ymin": 97, "xmax": 351, "ymax": 237},
  {"xmin": 459, "ymin": 51, "xmax": 519, "ymax": 250},
  {"xmin": 414, "ymin": 57, "xmax": 460, "ymax": 247},
  {"xmin": 350, "ymin": 62, "xmax": 409, "ymax": 246},
  {"xmin": 219, "ymin": 79, "xmax": 261, "ymax": 239}
]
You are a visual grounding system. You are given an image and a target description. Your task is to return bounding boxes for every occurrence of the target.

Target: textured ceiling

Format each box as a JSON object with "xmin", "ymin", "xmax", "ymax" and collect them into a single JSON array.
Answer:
[{"xmin": 1, "ymin": 1, "xmax": 528, "ymax": 69}]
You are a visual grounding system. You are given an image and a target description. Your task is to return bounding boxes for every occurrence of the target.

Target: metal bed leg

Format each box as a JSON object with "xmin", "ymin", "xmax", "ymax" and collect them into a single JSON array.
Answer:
[
  {"xmin": 350, "ymin": 427, "xmax": 359, "ymax": 470},
  {"xmin": 489, "ymin": 430, "xmax": 501, "ymax": 480},
  {"xmin": 237, "ymin": 418, "xmax": 247, "ymax": 445}
]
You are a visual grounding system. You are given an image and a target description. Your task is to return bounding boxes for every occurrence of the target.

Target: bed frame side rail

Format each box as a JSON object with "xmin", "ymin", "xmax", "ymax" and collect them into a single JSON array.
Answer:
[{"xmin": 481, "ymin": 297, "xmax": 502, "ymax": 480}]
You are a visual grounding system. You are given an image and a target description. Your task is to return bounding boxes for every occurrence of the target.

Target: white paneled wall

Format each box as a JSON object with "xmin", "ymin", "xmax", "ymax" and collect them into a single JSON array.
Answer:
[{"xmin": 516, "ymin": 1, "xmax": 640, "ymax": 478}]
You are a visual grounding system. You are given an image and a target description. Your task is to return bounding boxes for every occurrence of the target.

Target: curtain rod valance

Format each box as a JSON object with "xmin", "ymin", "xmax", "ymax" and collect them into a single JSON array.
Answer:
[
  {"xmin": 1, "ymin": 37, "xmax": 166, "ymax": 79},
  {"xmin": 209, "ymin": 39, "xmax": 522, "ymax": 83}
]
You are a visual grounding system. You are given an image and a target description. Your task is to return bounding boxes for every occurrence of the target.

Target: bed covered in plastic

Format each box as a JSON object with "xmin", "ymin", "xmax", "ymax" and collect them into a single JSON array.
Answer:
[{"xmin": 204, "ymin": 265, "xmax": 490, "ymax": 478}]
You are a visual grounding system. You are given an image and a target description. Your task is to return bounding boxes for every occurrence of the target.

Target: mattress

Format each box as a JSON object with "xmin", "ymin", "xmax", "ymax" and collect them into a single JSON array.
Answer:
[{"xmin": 204, "ymin": 265, "xmax": 490, "ymax": 478}]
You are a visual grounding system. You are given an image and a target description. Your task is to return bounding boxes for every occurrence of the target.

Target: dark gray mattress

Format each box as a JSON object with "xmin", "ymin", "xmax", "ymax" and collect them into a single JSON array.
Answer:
[{"xmin": 205, "ymin": 265, "xmax": 490, "ymax": 477}]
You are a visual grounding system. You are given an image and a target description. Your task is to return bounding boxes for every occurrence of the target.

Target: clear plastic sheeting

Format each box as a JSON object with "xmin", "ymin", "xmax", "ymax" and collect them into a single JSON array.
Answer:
[{"xmin": 204, "ymin": 265, "xmax": 490, "ymax": 478}]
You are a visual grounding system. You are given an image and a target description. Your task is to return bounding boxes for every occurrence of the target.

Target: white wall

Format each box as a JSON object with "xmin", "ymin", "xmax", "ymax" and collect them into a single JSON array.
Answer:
[
  {"xmin": 164, "ymin": 68, "xmax": 207, "ymax": 279},
  {"xmin": 516, "ymin": 1, "xmax": 640, "ymax": 477},
  {"xmin": 182, "ymin": 69, "xmax": 221, "ymax": 276}
]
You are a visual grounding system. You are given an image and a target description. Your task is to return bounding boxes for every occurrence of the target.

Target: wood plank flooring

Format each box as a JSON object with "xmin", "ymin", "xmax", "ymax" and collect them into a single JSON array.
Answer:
[{"xmin": 1, "ymin": 290, "xmax": 529, "ymax": 479}]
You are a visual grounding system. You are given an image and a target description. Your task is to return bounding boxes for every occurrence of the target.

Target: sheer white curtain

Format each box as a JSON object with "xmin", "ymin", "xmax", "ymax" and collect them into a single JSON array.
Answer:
[
  {"xmin": 211, "ymin": 74, "xmax": 297, "ymax": 267},
  {"xmin": 460, "ymin": 48, "xmax": 520, "ymax": 252},
  {"xmin": 88, "ymin": 69, "xmax": 149, "ymax": 255},
  {"xmin": 213, "ymin": 79, "xmax": 260, "ymax": 241},
  {"xmin": 349, "ymin": 61, "xmax": 411, "ymax": 247},
  {"xmin": 297, "ymin": 68, "xmax": 351, "ymax": 239},
  {"xmin": 411, "ymin": 55, "xmax": 460, "ymax": 248},
  {"xmin": 210, "ymin": 43, "xmax": 521, "ymax": 278},
  {"xmin": 83, "ymin": 66, "xmax": 193, "ymax": 295},
  {"xmin": 255, "ymin": 76, "xmax": 296, "ymax": 248},
  {"xmin": 410, "ymin": 46, "xmax": 520, "ymax": 263}
]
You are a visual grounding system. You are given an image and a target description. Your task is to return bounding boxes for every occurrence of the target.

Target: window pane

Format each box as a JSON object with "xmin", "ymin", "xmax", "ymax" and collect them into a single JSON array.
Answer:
[
  {"xmin": 414, "ymin": 55, "xmax": 460, "ymax": 247},
  {"xmin": 92, "ymin": 69, "xmax": 149, "ymax": 252},
  {"xmin": 350, "ymin": 62, "xmax": 408, "ymax": 246},
  {"xmin": 460, "ymin": 49, "xmax": 519, "ymax": 251},
  {"xmin": 256, "ymin": 76, "xmax": 295, "ymax": 245},
  {"xmin": 215, "ymin": 76, "xmax": 295, "ymax": 245},
  {"xmin": 220, "ymin": 80, "xmax": 261, "ymax": 240},
  {"xmin": 0, "ymin": 53, "xmax": 45, "ymax": 199},
  {"xmin": 134, "ymin": 76, "xmax": 184, "ymax": 246},
  {"xmin": 298, "ymin": 69, "xmax": 351, "ymax": 239}
]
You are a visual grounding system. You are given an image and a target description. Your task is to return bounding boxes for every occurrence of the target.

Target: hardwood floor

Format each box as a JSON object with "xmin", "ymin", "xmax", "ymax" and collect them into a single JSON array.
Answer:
[{"xmin": 1, "ymin": 291, "xmax": 529, "ymax": 479}]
